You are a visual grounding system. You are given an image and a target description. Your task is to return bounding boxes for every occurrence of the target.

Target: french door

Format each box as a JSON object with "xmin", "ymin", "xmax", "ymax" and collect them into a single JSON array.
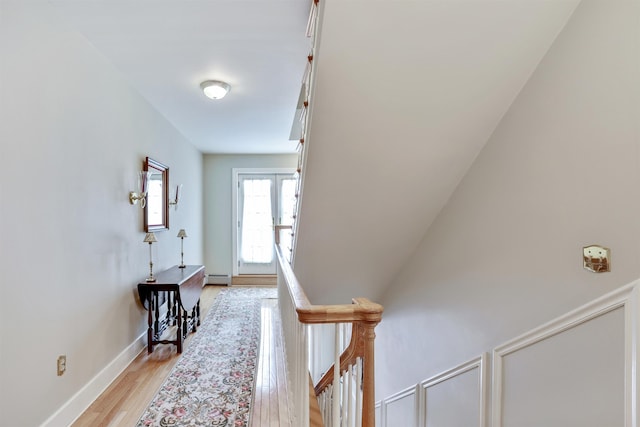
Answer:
[{"xmin": 233, "ymin": 170, "xmax": 296, "ymax": 275}]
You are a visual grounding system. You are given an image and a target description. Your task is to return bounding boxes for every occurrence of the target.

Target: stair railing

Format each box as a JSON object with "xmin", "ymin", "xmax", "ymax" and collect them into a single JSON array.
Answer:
[
  {"xmin": 276, "ymin": 245, "xmax": 383, "ymax": 427},
  {"xmin": 275, "ymin": 224, "xmax": 294, "ymax": 262}
]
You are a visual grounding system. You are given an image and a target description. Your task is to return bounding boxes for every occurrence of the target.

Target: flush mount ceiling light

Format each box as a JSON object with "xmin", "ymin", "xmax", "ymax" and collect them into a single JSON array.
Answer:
[{"xmin": 200, "ymin": 80, "xmax": 231, "ymax": 100}]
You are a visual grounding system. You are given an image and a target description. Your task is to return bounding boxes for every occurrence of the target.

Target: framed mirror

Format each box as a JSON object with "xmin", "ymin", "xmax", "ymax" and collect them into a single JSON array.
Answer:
[{"xmin": 144, "ymin": 157, "xmax": 169, "ymax": 232}]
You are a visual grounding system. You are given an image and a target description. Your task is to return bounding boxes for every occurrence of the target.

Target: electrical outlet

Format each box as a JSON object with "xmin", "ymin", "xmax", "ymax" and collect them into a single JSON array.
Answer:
[{"xmin": 57, "ymin": 355, "xmax": 66, "ymax": 376}]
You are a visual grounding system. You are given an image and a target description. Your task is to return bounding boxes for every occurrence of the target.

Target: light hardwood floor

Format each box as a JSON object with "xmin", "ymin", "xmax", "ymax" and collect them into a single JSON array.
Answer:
[
  {"xmin": 72, "ymin": 285, "xmax": 291, "ymax": 427},
  {"xmin": 250, "ymin": 298, "xmax": 292, "ymax": 427}
]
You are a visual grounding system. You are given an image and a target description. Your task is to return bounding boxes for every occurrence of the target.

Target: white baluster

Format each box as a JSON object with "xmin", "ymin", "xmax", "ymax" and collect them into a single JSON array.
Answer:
[
  {"xmin": 326, "ymin": 390, "xmax": 330, "ymax": 424},
  {"xmin": 347, "ymin": 364, "xmax": 354, "ymax": 427},
  {"xmin": 333, "ymin": 324, "xmax": 341, "ymax": 427},
  {"xmin": 302, "ymin": 322, "xmax": 309, "ymax": 427},
  {"xmin": 343, "ymin": 366, "xmax": 350, "ymax": 427},
  {"xmin": 328, "ymin": 388, "xmax": 332, "ymax": 423},
  {"xmin": 355, "ymin": 357, "xmax": 362, "ymax": 427}
]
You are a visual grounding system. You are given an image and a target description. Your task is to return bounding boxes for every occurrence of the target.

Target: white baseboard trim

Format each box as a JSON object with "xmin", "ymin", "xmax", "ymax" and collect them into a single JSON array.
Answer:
[{"xmin": 40, "ymin": 332, "xmax": 146, "ymax": 427}]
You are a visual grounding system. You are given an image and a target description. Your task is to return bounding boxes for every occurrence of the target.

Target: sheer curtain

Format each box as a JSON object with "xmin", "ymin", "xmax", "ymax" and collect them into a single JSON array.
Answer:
[{"xmin": 241, "ymin": 179, "xmax": 274, "ymax": 264}]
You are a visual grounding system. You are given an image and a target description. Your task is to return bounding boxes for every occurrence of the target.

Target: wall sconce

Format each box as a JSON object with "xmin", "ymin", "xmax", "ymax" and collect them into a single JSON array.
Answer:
[
  {"xmin": 200, "ymin": 80, "xmax": 231, "ymax": 100},
  {"xmin": 169, "ymin": 184, "xmax": 183, "ymax": 210},
  {"xmin": 143, "ymin": 232, "xmax": 158, "ymax": 282},
  {"xmin": 583, "ymin": 245, "xmax": 611, "ymax": 273},
  {"xmin": 177, "ymin": 228, "xmax": 187, "ymax": 268},
  {"xmin": 129, "ymin": 171, "xmax": 152, "ymax": 208}
]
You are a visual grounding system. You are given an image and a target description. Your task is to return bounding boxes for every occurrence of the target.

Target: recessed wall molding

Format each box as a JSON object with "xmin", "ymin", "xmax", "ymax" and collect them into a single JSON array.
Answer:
[
  {"xmin": 418, "ymin": 354, "xmax": 487, "ymax": 427},
  {"xmin": 492, "ymin": 281, "xmax": 638, "ymax": 427},
  {"xmin": 375, "ymin": 355, "xmax": 487, "ymax": 427},
  {"xmin": 376, "ymin": 281, "xmax": 639, "ymax": 427},
  {"xmin": 380, "ymin": 384, "xmax": 419, "ymax": 427}
]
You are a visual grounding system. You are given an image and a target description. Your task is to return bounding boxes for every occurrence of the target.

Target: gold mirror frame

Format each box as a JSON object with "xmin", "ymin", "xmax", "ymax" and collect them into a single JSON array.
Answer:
[{"xmin": 144, "ymin": 157, "xmax": 169, "ymax": 232}]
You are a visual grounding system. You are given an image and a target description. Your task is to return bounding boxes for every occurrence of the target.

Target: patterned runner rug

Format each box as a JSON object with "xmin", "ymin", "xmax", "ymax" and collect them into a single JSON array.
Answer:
[{"xmin": 136, "ymin": 287, "xmax": 277, "ymax": 427}]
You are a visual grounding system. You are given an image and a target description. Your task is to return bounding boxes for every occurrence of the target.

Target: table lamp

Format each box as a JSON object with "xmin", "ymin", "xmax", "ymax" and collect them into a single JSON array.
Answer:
[
  {"xmin": 177, "ymin": 229, "xmax": 187, "ymax": 268},
  {"xmin": 143, "ymin": 232, "xmax": 158, "ymax": 282}
]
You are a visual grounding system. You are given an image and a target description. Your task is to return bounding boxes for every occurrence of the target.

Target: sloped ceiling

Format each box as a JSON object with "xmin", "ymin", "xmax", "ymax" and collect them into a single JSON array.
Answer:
[
  {"xmin": 49, "ymin": 0, "xmax": 311, "ymax": 154},
  {"xmin": 293, "ymin": 0, "xmax": 580, "ymax": 304}
]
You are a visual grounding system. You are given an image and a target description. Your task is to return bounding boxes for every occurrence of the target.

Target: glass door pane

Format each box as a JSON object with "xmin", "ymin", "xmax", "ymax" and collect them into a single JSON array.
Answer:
[
  {"xmin": 236, "ymin": 172, "xmax": 296, "ymax": 275},
  {"xmin": 277, "ymin": 175, "xmax": 297, "ymax": 255},
  {"xmin": 238, "ymin": 175, "xmax": 275, "ymax": 274}
]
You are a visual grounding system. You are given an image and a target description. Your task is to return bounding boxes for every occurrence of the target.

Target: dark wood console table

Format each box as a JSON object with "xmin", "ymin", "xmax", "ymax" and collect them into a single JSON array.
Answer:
[{"xmin": 137, "ymin": 265, "xmax": 205, "ymax": 353}]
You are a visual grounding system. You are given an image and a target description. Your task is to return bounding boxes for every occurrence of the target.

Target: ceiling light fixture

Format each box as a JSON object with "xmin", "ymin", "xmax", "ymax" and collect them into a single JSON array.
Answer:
[{"xmin": 200, "ymin": 80, "xmax": 231, "ymax": 100}]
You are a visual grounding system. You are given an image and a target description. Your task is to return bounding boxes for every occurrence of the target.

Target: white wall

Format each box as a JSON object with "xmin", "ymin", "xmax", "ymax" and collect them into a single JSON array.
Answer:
[
  {"xmin": 0, "ymin": 2, "xmax": 203, "ymax": 425},
  {"xmin": 375, "ymin": 284, "xmax": 635, "ymax": 427},
  {"xmin": 203, "ymin": 154, "xmax": 297, "ymax": 276},
  {"xmin": 376, "ymin": 0, "xmax": 640, "ymax": 420},
  {"xmin": 293, "ymin": 0, "xmax": 579, "ymax": 305}
]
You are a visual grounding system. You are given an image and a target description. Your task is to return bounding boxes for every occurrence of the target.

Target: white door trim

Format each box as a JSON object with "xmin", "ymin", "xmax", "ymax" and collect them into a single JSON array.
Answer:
[{"xmin": 232, "ymin": 168, "xmax": 295, "ymax": 276}]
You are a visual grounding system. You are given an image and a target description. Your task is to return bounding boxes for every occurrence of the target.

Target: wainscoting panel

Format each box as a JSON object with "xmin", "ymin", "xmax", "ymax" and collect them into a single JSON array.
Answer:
[
  {"xmin": 492, "ymin": 284, "xmax": 638, "ymax": 427},
  {"xmin": 377, "ymin": 282, "xmax": 640, "ymax": 427},
  {"xmin": 418, "ymin": 355, "xmax": 487, "ymax": 427},
  {"xmin": 381, "ymin": 385, "xmax": 418, "ymax": 427}
]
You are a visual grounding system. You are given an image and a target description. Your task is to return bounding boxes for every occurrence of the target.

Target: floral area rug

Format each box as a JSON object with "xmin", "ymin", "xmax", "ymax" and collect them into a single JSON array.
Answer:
[{"xmin": 136, "ymin": 287, "xmax": 277, "ymax": 427}]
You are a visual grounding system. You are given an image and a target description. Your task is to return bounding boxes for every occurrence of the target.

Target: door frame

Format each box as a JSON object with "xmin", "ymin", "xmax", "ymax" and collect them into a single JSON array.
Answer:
[{"xmin": 231, "ymin": 168, "xmax": 295, "ymax": 276}]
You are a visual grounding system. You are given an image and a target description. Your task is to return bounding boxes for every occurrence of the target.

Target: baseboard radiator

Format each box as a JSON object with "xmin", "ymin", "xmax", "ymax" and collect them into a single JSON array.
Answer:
[
  {"xmin": 207, "ymin": 274, "xmax": 231, "ymax": 286},
  {"xmin": 276, "ymin": 245, "xmax": 383, "ymax": 427}
]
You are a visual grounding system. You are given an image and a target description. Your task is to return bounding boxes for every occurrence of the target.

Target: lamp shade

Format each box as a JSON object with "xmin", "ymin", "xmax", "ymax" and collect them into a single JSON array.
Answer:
[
  {"xmin": 200, "ymin": 80, "xmax": 231, "ymax": 99},
  {"xmin": 137, "ymin": 171, "xmax": 149, "ymax": 194},
  {"xmin": 143, "ymin": 232, "xmax": 158, "ymax": 243},
  {"xmin": 177, "ymin": 229, "xmax": 187, "ymax": 238}
]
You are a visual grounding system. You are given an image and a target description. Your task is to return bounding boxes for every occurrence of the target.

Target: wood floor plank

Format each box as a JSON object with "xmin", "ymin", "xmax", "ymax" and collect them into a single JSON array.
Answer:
[
  {"xmin": 274, "ymin": 303, "xmax": 292, "ymax": 426},
  {"xmin": 250, "ymin": 298, "xmax": 294, "ymax": 427},
  {"xmin": 72, "ymin": 285, "xmax": 293, "ymax": 427}
]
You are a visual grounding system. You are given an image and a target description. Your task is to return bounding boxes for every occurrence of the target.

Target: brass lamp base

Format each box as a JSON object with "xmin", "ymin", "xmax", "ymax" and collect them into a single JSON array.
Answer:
[
  {"xmin": 179, "ymin": 264, "xmax": 186, "ymax": 268},
  {"xmin": 146, "ymin": 276, "xmax": 156, "ymax": 282}
]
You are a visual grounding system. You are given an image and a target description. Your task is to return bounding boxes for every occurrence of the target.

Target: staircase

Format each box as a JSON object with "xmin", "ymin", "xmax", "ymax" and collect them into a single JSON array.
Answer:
[
  {"xmin": 276, "ymin": 245, "xmax": 383, "ymax": 427},
  {"xmin": 283, "ymin": 3, "xmax": 384, "ymax": 425}
]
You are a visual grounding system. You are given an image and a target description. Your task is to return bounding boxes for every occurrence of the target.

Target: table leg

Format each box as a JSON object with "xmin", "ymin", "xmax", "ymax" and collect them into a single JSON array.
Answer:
[
  {"xmin": 170, "ymin": 291, "xmax": 177, "ymax": 325},
  {"xmin": 147, "ymin": 295, "xmax": 153, "ymax": 354},
  {"xmin": 182, "ymin": 308, "xmax": 188, "ymax": 338},
  {"xmin": 196, "ymin": 299, "xmax": 201, "ymax": 326},
  {"xmin": 166, "ymin": 291, "xmax": 172, "ymax": 325},
  {"xmin": 176, "ymin": 304, "xmax": 183, "ymax": 353},
  {"xmin": 153, "ymin": 292, "xmax": 160, "ymax": 338}
]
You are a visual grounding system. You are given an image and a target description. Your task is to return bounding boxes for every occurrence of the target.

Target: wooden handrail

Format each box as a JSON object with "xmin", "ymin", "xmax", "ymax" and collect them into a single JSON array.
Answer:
[{"xmin": 276, "ymin": 246, "xmax": 383, "ymax": 325}]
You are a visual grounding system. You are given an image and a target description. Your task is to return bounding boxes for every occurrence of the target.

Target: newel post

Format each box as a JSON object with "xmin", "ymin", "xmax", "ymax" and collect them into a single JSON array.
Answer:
[{"xmin": 361, "ymin": 319, "xmax": 380, "ymax": 427}]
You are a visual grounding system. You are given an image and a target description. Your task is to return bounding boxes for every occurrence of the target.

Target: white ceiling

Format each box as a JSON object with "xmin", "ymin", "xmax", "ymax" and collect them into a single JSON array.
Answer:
[{"xmin": 50, "ymin": 0, "xmax": 311, "ymax": 154}]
